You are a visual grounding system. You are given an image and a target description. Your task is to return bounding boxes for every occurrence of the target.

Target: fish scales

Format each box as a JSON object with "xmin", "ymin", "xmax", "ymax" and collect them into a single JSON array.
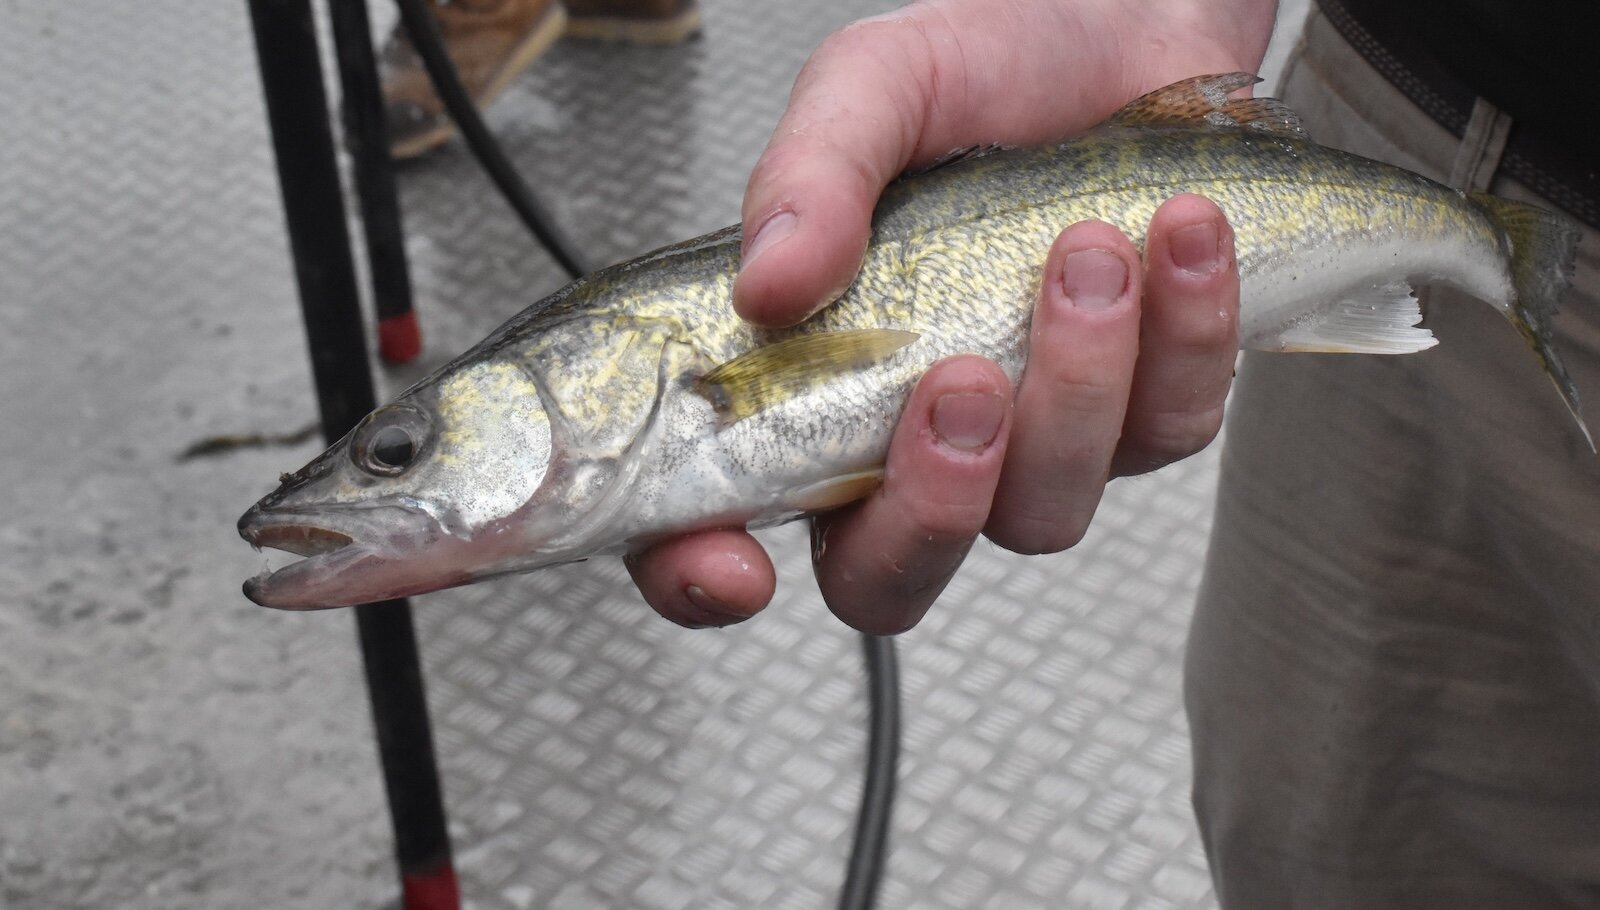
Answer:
[
  {"xmin": 237, "ymin": 74, "xmax": 1588, "ymax": 610},
  {"xmin": 475, "ymin": 135, "xmax": 1501, "ymax": 468}
]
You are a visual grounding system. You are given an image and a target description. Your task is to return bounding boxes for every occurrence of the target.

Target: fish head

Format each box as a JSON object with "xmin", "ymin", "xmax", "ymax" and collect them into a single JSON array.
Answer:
[{"xmin": 239, "ymin": 360, "xmax": 579, "ymax": 609}]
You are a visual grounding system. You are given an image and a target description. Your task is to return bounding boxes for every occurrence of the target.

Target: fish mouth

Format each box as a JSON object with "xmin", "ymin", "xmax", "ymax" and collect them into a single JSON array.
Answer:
[
  {"xmin": 238, "ymin": 504, "xmax": 445, "ymax": 610},
  {"xmin": 244, "ymin": 522, "xmax": 355, "ymax": 558}
]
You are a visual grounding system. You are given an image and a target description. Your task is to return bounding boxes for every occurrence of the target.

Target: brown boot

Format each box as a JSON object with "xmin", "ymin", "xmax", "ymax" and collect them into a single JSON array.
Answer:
[
  {"xmin": 380, "ymin": 0, "xmax": 567, "ymax": 159},
  {"xmin": 564, "ymin": 0, "xmax": 701, "ymax": 44}
]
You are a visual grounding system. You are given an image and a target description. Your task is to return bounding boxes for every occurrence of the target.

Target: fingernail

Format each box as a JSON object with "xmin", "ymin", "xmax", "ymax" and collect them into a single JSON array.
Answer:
[
  {"xmin": 932, "ymin": 391, "xmax": 1004, "ymax": 452},
  {"xmin": 1061, "ymin": 249, "xmax": 1128, "ymax": 310},
  {"xmin": 686, "ymin": 585, "xmax": 743, "ymax": 625},
  {"xmin": 1169, "ymin": 221, "xmax": 1221, "ymax": 275},
  {"xmin": 743, "ymin": 210, "xmax": 798, "ymax": 266}
]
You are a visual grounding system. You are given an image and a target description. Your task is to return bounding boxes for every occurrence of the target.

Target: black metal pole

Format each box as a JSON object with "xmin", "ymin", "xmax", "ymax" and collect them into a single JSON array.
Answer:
[
  {"xmin": 246, "ymin": 2, "xmax": 457, "ymax": 908},
  {"xmin": 247, "ymin": 0, "xmax": 378, "ymax": 430},
  {"xmin": 354, "ymin": 598, "xmax": 460, "ymax": 910},
  {"xmin": 329, "ymin": 0, "xmax": 424, "ymax": 365}
]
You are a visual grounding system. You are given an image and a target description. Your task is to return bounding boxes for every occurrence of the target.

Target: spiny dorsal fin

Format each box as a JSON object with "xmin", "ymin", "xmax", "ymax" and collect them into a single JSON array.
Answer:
[
  {"xmin": 900, "ymin": 144, "xmax": 1012, "ymax": 179},
  {"xmin": 1107, "ymin": 73, "xmax": 1307, "ymax": 138},
  {"xmin": 696, "ymin": 328, "xmax": 920, "ymax": 424},
  {"xmin": 1264, "ymin": 282, "xmax": 1438, "ymax": 355}
]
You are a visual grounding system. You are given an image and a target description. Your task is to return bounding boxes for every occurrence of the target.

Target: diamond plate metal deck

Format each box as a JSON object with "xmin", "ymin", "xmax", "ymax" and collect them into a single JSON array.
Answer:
[
  {"xmin": 419, "ymin": 459, "xmax": 1220, "ymax": 910},
  {"xmin": 1, "ymin": 0, "xmax": 1305, "ymax": 906}
]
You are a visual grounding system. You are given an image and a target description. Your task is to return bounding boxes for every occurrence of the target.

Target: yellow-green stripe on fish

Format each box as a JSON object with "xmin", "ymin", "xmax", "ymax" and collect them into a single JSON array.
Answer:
[{"xmin": 238, "ymin": 73, "xmax": 1590, "ymax": 610}]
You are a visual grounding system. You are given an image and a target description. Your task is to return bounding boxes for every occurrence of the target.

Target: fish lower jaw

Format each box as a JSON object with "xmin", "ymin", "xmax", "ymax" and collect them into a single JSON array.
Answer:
[{"xmin": 242, "ymin": 540, "xmax": 377, "ymax": 610}]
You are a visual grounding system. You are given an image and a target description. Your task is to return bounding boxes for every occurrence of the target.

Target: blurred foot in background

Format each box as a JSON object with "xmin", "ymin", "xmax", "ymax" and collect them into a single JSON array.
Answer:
[{"xmin": 381, "ymin": 0, "xmax": 702, "ymax": 158}]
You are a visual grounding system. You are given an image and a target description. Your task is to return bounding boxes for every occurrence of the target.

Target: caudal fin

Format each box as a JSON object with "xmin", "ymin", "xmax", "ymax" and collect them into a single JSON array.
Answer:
[{"xmin": 1470, "ymin": 193, "xmax": 1594, "ymax": 452}]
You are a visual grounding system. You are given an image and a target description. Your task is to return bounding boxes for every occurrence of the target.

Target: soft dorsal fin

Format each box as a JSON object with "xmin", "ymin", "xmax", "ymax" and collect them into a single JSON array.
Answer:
[
  {"xmin": 1107, "ymin": 73, "xmax": 1307, "ymax": 138},
  {"xmin": 696, "ymin": 328, "xmax": 920, "ymax": 424},
  {"xmin": 1261, "ymin": 282, "xmax": 1438, "ymax": 354}
]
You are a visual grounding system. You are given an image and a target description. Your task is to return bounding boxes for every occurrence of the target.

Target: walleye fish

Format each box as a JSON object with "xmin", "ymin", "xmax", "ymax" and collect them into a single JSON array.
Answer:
[{"xmin": 239, "ymin": 73, "xmax": 1591, "ymax": 609}]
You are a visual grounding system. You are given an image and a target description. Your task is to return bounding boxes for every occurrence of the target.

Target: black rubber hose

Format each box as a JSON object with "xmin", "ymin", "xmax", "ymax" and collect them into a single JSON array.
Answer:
[
  {"xmin": 839, "ymin": 634, "xmax": 900, "ymax": 910},
  {"xmin": 394, "ymin": 0, "xmax": 591, "ymax": 279}
]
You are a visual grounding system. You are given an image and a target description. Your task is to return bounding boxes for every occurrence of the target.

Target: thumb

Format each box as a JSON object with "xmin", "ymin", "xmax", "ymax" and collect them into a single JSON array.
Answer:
[{"xmin": 733, "ymin": 12, "xmax": 951, "ymax": 327}]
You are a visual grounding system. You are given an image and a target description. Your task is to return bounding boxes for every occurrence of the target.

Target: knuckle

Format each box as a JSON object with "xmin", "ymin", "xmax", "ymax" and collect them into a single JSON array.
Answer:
[
  {"xmin": 1121, "ymin": 404, "xmax": 1225, "ymax": 473},
  {"xmin": 745, "ymin": 139, "xmax": 814, "ymax": 192},
  {"xmin": 988, "ymin": 508, "xmax": 1089, "ymax": 555},
  {"xmin": 822, "ymin": 556, "xmax": 950, "ymax": 636},
  {"xmin": 826, "ymin": 11, "xmax": 936, "ymax": 63},
  {"xmin": 837, "ymin": 600, "xmax": 922, "ymax": 636},
  {"xmin": 748, "ymin": 125, "xmax": 886, "ymax": 211},
  {"xmin": 1041, "ymin": 369, "xmax": 1127, "ymax": 415},
  {"xmin": 903, "ymin": 492, "xmax": 989, "ymax": 542},
  {"xmin": 804, "ymin": 20, "xmax": 910, "ymax": 97},
  {"xmin": 823, "ymin": 17, "xmax": 900, "ymax": 53},
  {"xmin": 987, "ymin": 477, "xmax": 1100, "ymax": 554},
  {"xmin": 1020, "ymin": 341, "xmax": 1131, "ymax": 412},
  {"xmin": 1156, "ymin": 297, "xmax": 1238, "ymax": 356},
  {"xmin": 1185, "ymin": 305, "xmax": 1239, "ymax": 352}
]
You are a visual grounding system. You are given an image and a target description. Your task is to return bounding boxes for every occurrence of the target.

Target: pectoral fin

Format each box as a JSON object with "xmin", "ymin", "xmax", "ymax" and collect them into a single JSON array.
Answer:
[
  {"xmin": 696, "ymin": 329, "xmax": 920, "ymax": 424},
  {"xmin": 1262, "ymin": 282, "xmax": 1438, "ymax": 354}
]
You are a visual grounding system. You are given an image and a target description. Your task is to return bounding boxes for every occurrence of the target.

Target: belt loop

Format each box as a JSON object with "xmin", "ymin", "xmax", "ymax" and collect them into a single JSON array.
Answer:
[{"xmin": 1448, "ymin": 97, "xmax": 1513, "ymax": 193}]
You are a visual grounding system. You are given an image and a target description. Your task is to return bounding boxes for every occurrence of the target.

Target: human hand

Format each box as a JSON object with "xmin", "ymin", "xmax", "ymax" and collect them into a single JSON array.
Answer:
[{"xmin": 627, "ymin": 0, "xmax": 1272, "ymax": 632}]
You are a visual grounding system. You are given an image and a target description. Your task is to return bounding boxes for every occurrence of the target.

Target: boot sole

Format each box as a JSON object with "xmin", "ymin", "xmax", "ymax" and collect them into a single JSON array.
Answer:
[
  {"xmin": 390, "ymin": 4, "xmax": 570, "ymax": 160},
  {"xmin": 564, "ymin": 6, "xmax": 702, "ymax": 44}
]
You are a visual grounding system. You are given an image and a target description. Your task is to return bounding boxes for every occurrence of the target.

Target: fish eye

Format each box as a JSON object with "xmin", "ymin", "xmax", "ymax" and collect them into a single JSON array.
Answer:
[
  {"xmin": 369, "ymin": 426, "xmax": 414, "ymax": 468},
  {"xmin": 351, "ymin": 404, "xmax": 432, "ymax": 477}
]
